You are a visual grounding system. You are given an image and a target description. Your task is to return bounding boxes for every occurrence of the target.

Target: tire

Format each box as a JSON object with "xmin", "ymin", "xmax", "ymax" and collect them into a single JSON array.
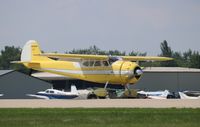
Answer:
[{"xmin": 87, "ymin": 94, "xmax": 98, "ymax": 99}]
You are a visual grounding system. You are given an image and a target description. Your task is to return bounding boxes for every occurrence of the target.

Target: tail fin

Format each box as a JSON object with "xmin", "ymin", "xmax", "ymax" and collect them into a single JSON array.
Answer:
[
  {"xmin": 21, "ymin": 40, "xmax": 52, "ymax": 62},
  {"xmin": 71, "ymin": 85, "xmax": 78, "ymax": 95},
  {"xmin": 162, "ymin": 90, "xmax": 170, "ymax": 97},
  {"xmin": 179, "ymin": 92, "xmax": 198, "ymax": 99}
]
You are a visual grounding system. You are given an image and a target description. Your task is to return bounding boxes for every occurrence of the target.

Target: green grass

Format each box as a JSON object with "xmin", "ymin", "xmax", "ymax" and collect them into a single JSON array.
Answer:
[{"xmin": 0, "ymin": 108, "xmax": 200, "ymax": 127}]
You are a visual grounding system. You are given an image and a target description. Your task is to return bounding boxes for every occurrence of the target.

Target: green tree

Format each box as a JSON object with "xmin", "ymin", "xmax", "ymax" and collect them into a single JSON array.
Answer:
[
  {"xmin": 189, "ymin": 51, "xmax": 200, "ymax": 68},
  {"xmin": 67, "ymin": 45, "xmax": 146, "ymax": 56},
  {"xmin": 160, "ymin": 40, "xmax": 177, "ymax": 67},
  {"xmin": 0, "ymin": 46, "xmax": 29, "ymax": 73},
  {"xmin": 160, "ymin": 40, "xmax": 173, "ymax": 57},
  {"xmin": 108, "ymin": 50, "xmax": 126, "ymax": 56},
  {"xmin": 172, "ymin": 51, "xmax": 185, "ymax": 67},
  {"xmin": 0, "ymin": 46, "xmax": 21, "ymax": 69},
  {"xmin": 68, "ymin": 45, "xmax": 103, "ymax": 55},
  {"xmin": 129, "ymin": 51, "xmax": 146, "ymax": 56}
]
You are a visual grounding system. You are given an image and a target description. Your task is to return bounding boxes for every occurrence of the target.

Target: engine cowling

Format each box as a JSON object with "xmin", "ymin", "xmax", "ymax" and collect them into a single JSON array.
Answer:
[{"xmin": 119, "ymin": 61, "xmax": 143, "ymax": 84}]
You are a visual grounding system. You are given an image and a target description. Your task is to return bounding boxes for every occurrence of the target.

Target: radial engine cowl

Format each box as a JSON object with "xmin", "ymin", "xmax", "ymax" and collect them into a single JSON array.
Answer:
[
  {"xmin": 134, "ymin": 67, "xmax": 143, "ymax": 79},
  {"xmin": 120, "ymin": 61, "xmax": 143, "ymax": 84}
]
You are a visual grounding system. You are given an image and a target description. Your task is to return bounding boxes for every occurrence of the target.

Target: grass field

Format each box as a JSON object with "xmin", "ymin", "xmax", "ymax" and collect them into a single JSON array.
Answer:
[{"xmin": 0, "ymin": 108, "xmax": 199, "ymax": 127}]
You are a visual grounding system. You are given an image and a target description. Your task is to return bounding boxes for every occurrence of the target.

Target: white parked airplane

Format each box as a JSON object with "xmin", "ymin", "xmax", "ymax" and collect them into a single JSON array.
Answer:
[
  {"xmin": 27, "ymin": 85, "xmax": 79, "ymax": 99},
  {"xmin": 179, "ymin": 92, "xmax": 200, "ymax": 99},
  {"xmin": 137, "ymin": 90, "xmax": 170, "ymax": 99},
  {"xmin": 0, "ymin": 94, "xmax": 3, "ymax": 97}
]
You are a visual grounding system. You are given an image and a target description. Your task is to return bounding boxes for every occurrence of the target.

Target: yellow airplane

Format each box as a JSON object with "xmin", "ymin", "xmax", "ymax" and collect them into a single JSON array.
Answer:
[{"xmin": 13, "ymin": 40, "xmax": 172, "ymax": 87}]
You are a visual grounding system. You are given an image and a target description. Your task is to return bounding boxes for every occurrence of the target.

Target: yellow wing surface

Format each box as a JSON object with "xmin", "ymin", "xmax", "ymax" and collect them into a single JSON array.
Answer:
[
  {"xmin": 40, "ymin": 53, "xmax": 108, "ymax": 60},
  {"xmin": 122, "ymin": 56, "xmax": 173, "ymax": 61},
  {"xmin": 40, "ymin": 53, "xmax": 173, "ymax": 61}
]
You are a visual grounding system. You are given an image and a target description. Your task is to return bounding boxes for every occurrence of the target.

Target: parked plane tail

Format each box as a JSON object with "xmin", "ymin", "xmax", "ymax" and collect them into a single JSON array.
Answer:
[
  {"xmin": 21, "ymin": 40, "xmax": 52, "ymax": 62},
  {"xmin": 71, "ymin": 85, "xmax": 78, "ymax": 95}
]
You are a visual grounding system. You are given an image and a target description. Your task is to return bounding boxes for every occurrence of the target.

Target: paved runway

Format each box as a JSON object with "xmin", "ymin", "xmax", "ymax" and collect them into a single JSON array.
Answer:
[{"xmin": 0, "ymin": 99, "xmax": 199, "ymax": 108}]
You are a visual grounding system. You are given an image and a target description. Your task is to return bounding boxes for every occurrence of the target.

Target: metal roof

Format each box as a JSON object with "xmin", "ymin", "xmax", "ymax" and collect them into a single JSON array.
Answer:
[
  {"xmin": 143, "ymin": 67, "xmax": 200, "ymax": 72},
  {"xmin": 0, "ymin": 70, "xmax": 14, "ymax": 76}
]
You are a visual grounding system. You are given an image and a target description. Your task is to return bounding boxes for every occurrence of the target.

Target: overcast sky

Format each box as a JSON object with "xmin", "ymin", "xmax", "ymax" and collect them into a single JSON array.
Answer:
[{"xmin": 0, "ymin": 0, "xmax": 200, "ymax": 55}]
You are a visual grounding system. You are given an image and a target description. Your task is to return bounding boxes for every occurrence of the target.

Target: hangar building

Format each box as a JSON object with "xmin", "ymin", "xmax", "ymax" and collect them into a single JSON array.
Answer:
[
  {"xmin": 0, "ymin": 67, "xmax": 199, "ymax": 99},
  {"xmin": 133, "ymin": 67, "xmax": 200, "ymax": 92},
  {"xmin": 0, "ymin": 70, "xmax": 51, "ymax": 99},
  {"xmin": 32, "ymin": 67, "xmax": 200, "ymax": 92}
]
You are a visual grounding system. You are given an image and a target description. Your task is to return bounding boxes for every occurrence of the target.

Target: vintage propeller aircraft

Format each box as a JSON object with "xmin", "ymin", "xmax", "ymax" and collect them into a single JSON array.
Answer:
[{"xmin": 13, "ymin": 40, "xmax": 172, "ymax": 88}]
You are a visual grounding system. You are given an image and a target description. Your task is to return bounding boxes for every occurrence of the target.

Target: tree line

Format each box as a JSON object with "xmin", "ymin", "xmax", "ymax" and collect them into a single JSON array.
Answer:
[
  {"xmin": 159, "ymin": 40, "xmax": 200, "ymax": 68},
  {"xmin": 0, "ymin": 40, "xmax": 199, "ymax": 74}
]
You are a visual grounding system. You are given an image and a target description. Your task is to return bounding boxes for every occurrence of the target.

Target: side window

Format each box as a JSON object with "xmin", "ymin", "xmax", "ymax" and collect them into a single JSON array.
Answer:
[
  {"xmin": 89, "ymin": 61, "xmax": 94, "ymax": 66},
  {"xmin": 102, "ymin": 61, "xmax": 109, "ymax": 66},
  {"xmin": 50, "ymin": 91, "xmax": 54, "ymax": 93},
  {"xmin": 46, "ymin": 90, "xmax": 49, "ymax": 93},
  {"xmin": 108, "ymin": 57, "xmax": 119, "ymax": 65},
  {"xmin": 82, "ymin": 61, "xmax": 89, "ymax": 67},
  {"xmin": 94, "ymin": 61, "xmax": 101, "ymax": 66},
  {"xmin": 82, "ymin": 60, "xmax": 95, "ymax": 67}
]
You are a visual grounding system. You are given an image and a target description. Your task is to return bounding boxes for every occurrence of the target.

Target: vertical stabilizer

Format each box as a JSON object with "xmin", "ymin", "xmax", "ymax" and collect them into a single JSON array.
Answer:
[
  {"xmin": 162, "ymin": 90, "xmax": 170, "ymax": 97},
  {"xmin": 71, "ymin": 85, "xmax": 78, "ymax": 95},
  {"xmin": 21, "ymin": 40, "xmax": 52, "ymax": 62}
]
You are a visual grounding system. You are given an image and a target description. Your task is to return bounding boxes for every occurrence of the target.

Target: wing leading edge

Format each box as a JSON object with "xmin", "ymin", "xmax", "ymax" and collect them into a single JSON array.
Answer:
[
  {"xmin": 40, "ymin": 53, "xmax": 108, "ymax": 60},
  {"xmin": 122, "ymin": 56, "xmax": 173, "ymax": 61},
  {"xmin": 39, "ymin": 53, "xmax": 173, "ymax": 61}
]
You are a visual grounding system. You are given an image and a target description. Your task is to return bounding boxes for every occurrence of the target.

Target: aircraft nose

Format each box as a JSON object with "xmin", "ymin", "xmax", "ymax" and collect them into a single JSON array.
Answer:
[
  {"xmin": 133, "ymin": 67, "xmax": 143, "ymax": 79},
  {"xmin": 135, "ymin": 68, "xmax": 143, "ymax": 76}
]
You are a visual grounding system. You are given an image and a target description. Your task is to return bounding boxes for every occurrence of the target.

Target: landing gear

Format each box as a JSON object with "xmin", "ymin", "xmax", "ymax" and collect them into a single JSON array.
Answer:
[
  {"xmin": 87, "ymin": 81, "xmax": 109, "ymax": 99},
  {"xmin": 124, "ymin": 84, "xmax": 131, "ymax": 96},
  {"xmin": 87, "ymin": 94, "xmax": 98, "ymax": 99},
  {"xmin": 123, "ymin": 84, "xmax": 138, "ymax": 98},
  {"xmin": 124, "ymin": 84, "xmax": 131, "ymax": 90},
  {"xmin": 104, "ymin": 81, "xmax": 109, "ymax": 89}
]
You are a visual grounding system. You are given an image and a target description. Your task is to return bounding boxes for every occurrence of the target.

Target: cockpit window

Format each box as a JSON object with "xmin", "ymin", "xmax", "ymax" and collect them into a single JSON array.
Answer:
[
  {"xmin": 108, "ymin": 57, "xmax": 119, "ymax": 65},
  {"xmin": 102, "ymin": 61, "xmax": 109, "ymax": 66},
  {"xmin": 82, "ymin": 60, "xmax": 110, "ymax": 67},
  {"xmin": 89, "ymin": 61, "xmax": 94, "ymax": 66},
  {"xmin": 83, "ymin": 61, "xmax": 90, "ymax": 66},
  {"xmin": 49, "ymin": 90, "xmax": 54, "ymax": 93}
]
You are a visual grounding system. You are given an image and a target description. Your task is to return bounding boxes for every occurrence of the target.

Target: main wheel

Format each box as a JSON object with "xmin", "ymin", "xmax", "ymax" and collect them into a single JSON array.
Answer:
[{"xmin": 87, "ymin": 94, "xmax": 98, "ymax": 99}]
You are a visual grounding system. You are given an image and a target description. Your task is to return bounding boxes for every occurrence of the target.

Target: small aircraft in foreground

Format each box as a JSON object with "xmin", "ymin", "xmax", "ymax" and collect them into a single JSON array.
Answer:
[
  {"xmin": 179, "ymin": 92, "xmax": 200, "ymax": 99},
  {"xmin": 0, "ymin": 94, "xmax": 3, "ymax": 97},
  {"xmin": 182, "ymin": 91, "xmax": 200, "ymax": 97},
  {"xmin": 137, "ymin": 90, "xmax": 170, "ymax": 99},
  {"xmin": 13, "ymin": 40, "xmax": 172, "ymax": 88},
  {"xmin": 27, "ymin": 85, "xmax": 79, "ymax": 99}
]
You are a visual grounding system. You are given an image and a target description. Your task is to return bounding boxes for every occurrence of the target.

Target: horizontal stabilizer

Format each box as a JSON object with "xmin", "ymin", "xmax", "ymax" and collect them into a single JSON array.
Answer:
[
  {"xmin": 26, "ymin": 94, "xmax": 49, "ymax": 99},
  {"xmin": 11, "ymin": 61, "xmax": 39, "ymax": 64}
]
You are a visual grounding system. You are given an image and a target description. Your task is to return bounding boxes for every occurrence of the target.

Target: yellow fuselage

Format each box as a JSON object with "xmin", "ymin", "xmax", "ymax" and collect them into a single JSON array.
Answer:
[
  {"xmin": 24, "ymin": 60, "xmax": 142, "ymax": 85},
  {"xmin": 16, "ymin": 40, "xmax": 171, "ymax": 86}
]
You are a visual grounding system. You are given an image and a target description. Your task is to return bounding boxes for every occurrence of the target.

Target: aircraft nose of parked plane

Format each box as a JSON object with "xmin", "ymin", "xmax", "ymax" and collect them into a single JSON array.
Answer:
[
  {"xmin": 134, "ymin": 67, "xmax": 143, "ymax": 79},
  {"xmin": 135, "ymin": 68, "xmax": 143, "ymax": 76}
]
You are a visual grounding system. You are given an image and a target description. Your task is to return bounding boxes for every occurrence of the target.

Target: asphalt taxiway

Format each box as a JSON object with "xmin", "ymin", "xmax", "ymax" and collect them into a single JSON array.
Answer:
[{"xmin": 0, "ymin": 99, "xmax": 199, "ymax": 108}]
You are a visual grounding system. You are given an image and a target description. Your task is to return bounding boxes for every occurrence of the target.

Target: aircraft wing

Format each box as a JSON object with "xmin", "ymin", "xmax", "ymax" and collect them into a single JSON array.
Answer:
[
  {"xmin": 122, "ymin": 56, "xmax": 173, "ymax": 61},
  {"xmin": 40, "ymin": 53, "xmax": 108, "ymax": 60},
  {"xmin": 26, "ymin": 94, "xmax": 49, "ymax": 99},
  {"xmin": 40, "ymin": 53, "xmax": 172, "ymax": 61}
]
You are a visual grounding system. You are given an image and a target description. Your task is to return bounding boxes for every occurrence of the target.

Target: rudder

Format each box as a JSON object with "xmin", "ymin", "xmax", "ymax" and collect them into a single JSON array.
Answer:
[
  {"xmin": 71, "ymin": 85, "xmax": 78, "ymax": 95},
  {"xmin": 21, "ymin": 40, "xmax": 52, "ymax": 62}
]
